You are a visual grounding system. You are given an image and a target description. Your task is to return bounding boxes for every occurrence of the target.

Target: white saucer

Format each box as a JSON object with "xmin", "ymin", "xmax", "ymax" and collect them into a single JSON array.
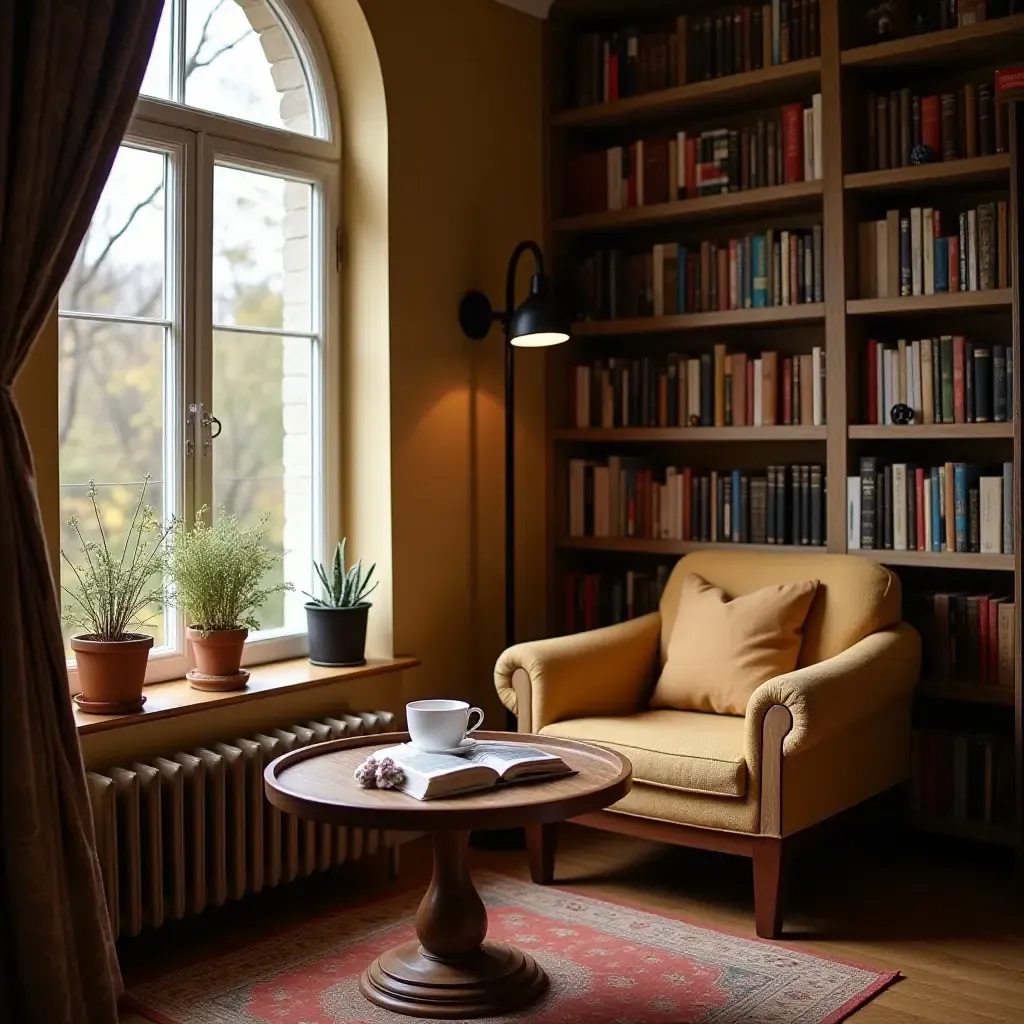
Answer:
[{"xmin": 403, "ymin": 737, "xmax": 477, "ymax": 756}]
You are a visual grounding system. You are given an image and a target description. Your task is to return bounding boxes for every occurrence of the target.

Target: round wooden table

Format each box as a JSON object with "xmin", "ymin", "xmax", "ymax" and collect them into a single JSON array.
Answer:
[{"xmin": 264, "ymin": 730, "xmax": 631, "ymax": 1019}]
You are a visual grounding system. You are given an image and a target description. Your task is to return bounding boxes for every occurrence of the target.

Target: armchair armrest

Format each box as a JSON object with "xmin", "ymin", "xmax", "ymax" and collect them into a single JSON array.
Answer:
[
  {"xmin": 745, "ymin": 623, "xmax": 921, "ymax": 763},
  {"xmin": 495, "ymin": 613, "xmax": 661, "ymax": 732}
]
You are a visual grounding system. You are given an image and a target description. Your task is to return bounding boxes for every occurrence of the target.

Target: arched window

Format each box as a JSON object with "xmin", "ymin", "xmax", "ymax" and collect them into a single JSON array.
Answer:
[{"xmin": 58, "ymin": 0, "xmax": 341, "ymax": 680}]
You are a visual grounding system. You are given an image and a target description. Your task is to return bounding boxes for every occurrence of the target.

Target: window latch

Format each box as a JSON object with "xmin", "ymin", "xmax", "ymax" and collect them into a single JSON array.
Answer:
[{"xmin": 188, "ymin": 403, "xmax": 222, "ymax": 458}]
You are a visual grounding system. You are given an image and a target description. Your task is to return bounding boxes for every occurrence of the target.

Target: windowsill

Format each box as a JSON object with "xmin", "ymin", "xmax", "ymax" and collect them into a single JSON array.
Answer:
[{"xmin": 73, "ymin": 656, "xmax": 419, "ymax": 735}]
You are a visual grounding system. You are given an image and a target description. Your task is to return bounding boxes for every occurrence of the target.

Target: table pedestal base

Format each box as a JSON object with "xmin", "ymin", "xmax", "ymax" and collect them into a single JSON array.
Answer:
[{"xmin": 360, "ymin": 939, "xmax": 547, "ymax": 1018}]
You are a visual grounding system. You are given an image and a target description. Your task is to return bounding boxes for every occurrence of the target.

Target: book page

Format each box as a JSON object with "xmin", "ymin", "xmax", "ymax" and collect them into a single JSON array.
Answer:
[
  {"xmin": 464, "ymin": 742, "xmax": 567, "ymax": 780},
  {"xmin": 381, "ymin": 747, "xmax": 483, "ymax": 779}
]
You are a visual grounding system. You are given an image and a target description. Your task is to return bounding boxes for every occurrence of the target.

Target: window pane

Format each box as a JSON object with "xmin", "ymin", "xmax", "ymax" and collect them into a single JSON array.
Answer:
[
  {"xmin": 140, "ymin": 0, "xmax": 173, "ymax": 101},
  {"xmin": 213, "ymin": 165, "xmax": 312, "ymax": 332},
  {"xmin": 212, "ymin": 329, "xmax": 314, "ymax": 636},
  {"xmin": 58, "ymin": 320, "xmax": 168, "ymax": 649},
  {"xmin": 59, "ymin": 147, "xmax": 166, "ymax": 319},
  {"xmin": 184, "ymin": 0, "xmax": 315, "ymax": 136}
]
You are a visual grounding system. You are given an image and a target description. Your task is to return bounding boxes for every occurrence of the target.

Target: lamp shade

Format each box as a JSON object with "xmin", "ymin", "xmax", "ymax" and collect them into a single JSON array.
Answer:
[{"xmin": 508, "ymin": 273, "xmax": 570, "ymax": 347}]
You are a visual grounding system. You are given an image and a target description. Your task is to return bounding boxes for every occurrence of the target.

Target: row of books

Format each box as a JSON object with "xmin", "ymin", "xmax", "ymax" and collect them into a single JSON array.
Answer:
[
  {"xmin": 570, "ymin": 3, "xmax": 819, "ymax": 109},
  {"xmin": 568, "ymin": 461, "xmax": 826, "ymax": 546},
  {"xmin": 572, "ymin": 228, "xmax": 823, "ymax": 322},
  {"xmin": 881, "ymin": 1, "xmax": 1018, "ymax": 41},
  {"xmin": 857, "ymin": 204, "xmax": 1009, "ymax": 299},
  {"xmin": 564, "ymin": 567, "xmax": 670, "ymax": 633},
  {"xmin": 848, "ymin": 459, "xmax": 1014, "ymax": 554},
  {"xmin": 865, "ymin": 81, "xmax": 1006, "ymax": 172},
  {"xmin": 863, "ymin": 337, "xmax": 1014, "ymax": 426},
  {"xmin": 911, "ymin": 728, "xmax": 1015, "ymax": 832},
  {"xmin": 905, "ymin": 591, "xmax": 1015, "ymax": 689},
  {"xmin": 571, "ymin": 347, "xmax": 826, "ymax": 430},
  {"xmin": 564, "ymin": 99, "xmax": 823, "ymax": 216}
]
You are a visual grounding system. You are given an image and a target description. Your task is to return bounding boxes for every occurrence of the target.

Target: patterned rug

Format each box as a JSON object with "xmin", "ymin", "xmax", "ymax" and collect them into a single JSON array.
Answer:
[{"xmin": 124, "ymin": 872, "xmax": 898, "ymax": 1023}]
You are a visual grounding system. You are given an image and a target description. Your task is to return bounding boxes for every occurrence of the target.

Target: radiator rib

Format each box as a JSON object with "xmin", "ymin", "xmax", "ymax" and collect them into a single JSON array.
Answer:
[{"xmin": 86, "ymin": 711, "xmax": 397, "ymax": 938}]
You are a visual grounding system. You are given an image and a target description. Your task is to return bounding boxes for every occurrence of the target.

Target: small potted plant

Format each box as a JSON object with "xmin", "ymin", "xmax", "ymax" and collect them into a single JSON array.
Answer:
[
  {"xmin": 304, "ymin": 539, "xmax": 377, "ymax": 667},
  {"xmin": 62, "ymin": 478, "xmax": 172, "ymax": 713},
  {"xmin": 170, "ymin": 508, "xmax": 291, "ymax": 690}
]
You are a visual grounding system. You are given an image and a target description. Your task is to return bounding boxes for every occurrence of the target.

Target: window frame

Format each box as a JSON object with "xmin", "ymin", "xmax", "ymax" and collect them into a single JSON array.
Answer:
[{"xmin": 60, "ymin": 0, "xmax": 342, "ymax": 688}]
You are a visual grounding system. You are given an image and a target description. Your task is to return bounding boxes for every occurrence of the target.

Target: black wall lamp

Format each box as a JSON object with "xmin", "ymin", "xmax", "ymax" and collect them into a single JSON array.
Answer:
[{"xmin": 459, "ymin": 241, "xmax": 570, "ymax": 658}]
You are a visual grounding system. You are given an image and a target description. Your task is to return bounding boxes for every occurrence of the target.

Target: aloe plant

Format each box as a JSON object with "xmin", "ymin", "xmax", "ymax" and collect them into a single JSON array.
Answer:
[{"xmin": 305, "ymin": 539, "xmax": 377, "ymax": 609}]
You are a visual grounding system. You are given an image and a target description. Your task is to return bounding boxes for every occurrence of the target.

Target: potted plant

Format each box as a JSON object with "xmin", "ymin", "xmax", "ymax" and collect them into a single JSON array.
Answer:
[
  {"xmin": 62, "ymin": 479, "xmax": 172, "ymax": 714},
  {"xmin": 304, "ymin": 539, "xmax": 377, "ymax": 667},
  {"xmin": 170, "ymin": 508, "xmax": 291, "ymax": 691}
]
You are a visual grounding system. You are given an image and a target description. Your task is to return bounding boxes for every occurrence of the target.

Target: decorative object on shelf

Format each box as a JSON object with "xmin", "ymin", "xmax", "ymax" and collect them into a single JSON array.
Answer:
[
  {"xmin": 866, "ymin": 1, "xmax": 899, "ymax": 38},
  {"xmin": 689, "ymin": 414, "xmax": 702, "ymax": 427},
  {"xmin": 304, "ymin": 538, "xmax": 377, "ymax": 668},
  {"xmin": 910, "ymin": 142, "xmax": 934, "ymax": 165},
  {"xmin": 170, "ymin": 507, "xmax": 291, "ymax": 691},
  {"xmin": 62, "ymin": 477, "xmax": 172, "ymax": 714},
  {"xmin": 891, "ymin": 403, "xmax": 915, "ymax": 425}
]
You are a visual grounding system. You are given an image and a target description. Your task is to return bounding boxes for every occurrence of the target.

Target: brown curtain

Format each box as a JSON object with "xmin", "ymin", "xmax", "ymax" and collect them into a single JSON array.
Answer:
[{"xmin": 0, "ymin": 1, "xmax": 163, "ymax": 1020}]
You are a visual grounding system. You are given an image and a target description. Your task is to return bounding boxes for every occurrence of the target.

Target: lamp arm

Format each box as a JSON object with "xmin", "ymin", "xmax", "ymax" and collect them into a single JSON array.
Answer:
[{"xmin": 500, "ymin": 240, "xmax": 545, "ymax": 330}]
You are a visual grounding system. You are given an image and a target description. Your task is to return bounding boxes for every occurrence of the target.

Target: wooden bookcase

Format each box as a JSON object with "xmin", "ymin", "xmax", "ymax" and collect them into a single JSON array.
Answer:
[{"xmin": 543, "ymin": 0, "xmax": 1023, "ymax": 857}]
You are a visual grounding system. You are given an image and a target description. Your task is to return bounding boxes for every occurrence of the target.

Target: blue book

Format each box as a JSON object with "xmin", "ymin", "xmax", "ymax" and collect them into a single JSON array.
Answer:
[
  {"xmin": 930, "ymin": 467, "xmax": 942, "ymax": 551},
  {"xmin": 953, "ymin": 463, "xmax": 968, "ymax": 552},
  {"xmin": 752, "ymin": 235, "xmax": 768, "ymax": 307},
  {"xmin": 934, "ymin": 238, "xmax": 949, "ymax": 292},
  {"xmin": 677, "ymin": 245, "xmax": 687, "ymax": 314},
  {"xmin": 731, "ymin": 469, "xmax": 742, "ymax": 542},
  {"xmin": 772, "ymin": 0, "xmax": 781, "ymax": 65}
]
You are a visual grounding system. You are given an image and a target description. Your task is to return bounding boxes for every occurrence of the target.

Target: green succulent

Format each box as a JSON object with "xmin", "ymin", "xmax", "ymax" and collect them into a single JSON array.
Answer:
[{"xmin": 306, "ymin": 538, "xmax": 377, "ymax": 609}]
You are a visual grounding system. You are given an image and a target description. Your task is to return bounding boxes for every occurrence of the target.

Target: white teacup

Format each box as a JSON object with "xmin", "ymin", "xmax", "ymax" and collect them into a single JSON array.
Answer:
[{"xmin": 406, "ymin": 699, "xmax": 484, "ymax": 752}]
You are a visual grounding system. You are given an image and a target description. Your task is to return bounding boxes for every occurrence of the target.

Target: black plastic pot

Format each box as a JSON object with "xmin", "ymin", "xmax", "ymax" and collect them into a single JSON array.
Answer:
[{"xmin": 305, "ymin": 603, "xmax": 370, "ymax": 667}]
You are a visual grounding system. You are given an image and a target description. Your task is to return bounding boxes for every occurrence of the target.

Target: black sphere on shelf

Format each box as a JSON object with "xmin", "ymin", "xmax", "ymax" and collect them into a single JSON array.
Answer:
[
  {"xmin": 910, "ymin": 143, "xmax": 934, "ymax": 165},
  {"xmin": 689, "ymin": 414, "xmax": 701, "ymax": 427},
  {"xmin": 891, "ymin": 403, "xmax": 914, "ymax": 425}
]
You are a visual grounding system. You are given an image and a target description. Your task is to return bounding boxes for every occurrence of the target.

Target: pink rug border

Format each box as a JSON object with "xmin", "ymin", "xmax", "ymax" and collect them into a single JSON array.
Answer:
[{"xmin": 121, "ymin": 868, "xmax": 901, "ymax": 1024}]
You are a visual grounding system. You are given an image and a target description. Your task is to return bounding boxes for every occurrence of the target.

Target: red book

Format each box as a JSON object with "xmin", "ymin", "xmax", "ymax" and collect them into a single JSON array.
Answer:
[
  {"xmin": 685, "ymin": 136, "xmax": 698, "ymax": 199},
  {"xmin": 995, "ymin": 66, "xmax": 1024, "ymax": 103},
  {"xmin": 978, "ymin": 595, "xmax": 990, "ymax": 685},
  {"xmin": 915, "ymin": 467, "xmax": 925, "ymax": 550},
  {"xmin": 866, "ymin": 339, "xmax": 878, "ymax": 424},
  {"xmin": 933, "ymin": 210, "xmax": 942, "ymax": 237},
  {"xmin": 682, "ymin": 467, "xmax": 692, "ymax": 540},
  {"xmin": 952, "ymin": 336, "xmax": 966, "ymax": 423},
  {"xmin": 948, "ymin": 236, "xmax": 960, "ymax": 292},
  {"xmin": 782, "ymin": 357, "xmax": 793, "ymax": 423},
  {"xmin": 746, "ymin": 359, "xmax": 755, "ymax": 424},
  {"xmin": 782, "ymin": 103, "xmax": 804, "ymax": 183},
  {"xmin": 921, "ymin": 95, "xmax": 941, "ymax": 152}
]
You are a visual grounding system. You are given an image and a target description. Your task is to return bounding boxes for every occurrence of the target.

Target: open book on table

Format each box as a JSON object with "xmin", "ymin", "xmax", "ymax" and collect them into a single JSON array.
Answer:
[{"xmin": 377, "ymin": 741, "xmax": 575, "ymax": 801}]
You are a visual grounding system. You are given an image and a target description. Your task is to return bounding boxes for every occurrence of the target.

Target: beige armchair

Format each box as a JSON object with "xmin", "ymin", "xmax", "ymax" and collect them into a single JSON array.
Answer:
[{"xmin": 495, "ymin": 551, "xmax": 921, "ymax": 937}]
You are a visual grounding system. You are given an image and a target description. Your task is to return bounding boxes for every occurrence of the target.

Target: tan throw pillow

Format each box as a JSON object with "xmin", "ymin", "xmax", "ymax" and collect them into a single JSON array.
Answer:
[{"xmin": 650, "ymin": 573, "xmax": 819, "ymax": 716}]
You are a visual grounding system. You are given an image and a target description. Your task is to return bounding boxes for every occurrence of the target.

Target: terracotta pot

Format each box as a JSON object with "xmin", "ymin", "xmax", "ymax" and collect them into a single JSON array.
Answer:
[
  {"xmin": 187, "ymin": 626, "xmax": 248, "ymax": 677},
  {"xmin": 71, "ymin": 633, "xmax": 153, "ymax": 710}
]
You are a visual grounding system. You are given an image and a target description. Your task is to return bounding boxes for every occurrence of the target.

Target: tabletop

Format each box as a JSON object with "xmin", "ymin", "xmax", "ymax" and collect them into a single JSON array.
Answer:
[{"xmin": 264, "ymin": 730, "xmax": 632, "ymax": 831}]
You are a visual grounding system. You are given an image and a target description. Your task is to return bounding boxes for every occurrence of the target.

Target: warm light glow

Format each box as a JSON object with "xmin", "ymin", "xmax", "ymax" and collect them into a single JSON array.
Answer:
[{"xmin": 511, "ymin": 331, "xmax": 570, "ymax": 348}]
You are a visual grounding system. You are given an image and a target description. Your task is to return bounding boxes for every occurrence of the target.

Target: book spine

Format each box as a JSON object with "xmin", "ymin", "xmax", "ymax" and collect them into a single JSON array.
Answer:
[
  {"xmin": 782, "ymin": 103, "xmax": 803, "ymax": 184},
  {"xmin": 954, "ymin": 463, "xmax": 967, "ymax": 552},
  {"xmin": 860, "ymin": 457, "xmax": 877, "ymax": 549},
  {"xmin": 1004, "ymin": 462, "xmax": 1015, "ymax": 554}
]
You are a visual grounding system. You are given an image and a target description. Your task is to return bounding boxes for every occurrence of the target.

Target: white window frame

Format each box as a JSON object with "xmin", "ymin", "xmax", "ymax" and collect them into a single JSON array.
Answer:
[{"xmin": 62, "ymin": 0, "xmax": 342, "ymax": 688}]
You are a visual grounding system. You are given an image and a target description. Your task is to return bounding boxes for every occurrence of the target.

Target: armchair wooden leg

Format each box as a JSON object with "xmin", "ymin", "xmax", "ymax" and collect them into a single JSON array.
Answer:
[
  {"xmin": 752, "ymin": 837, "xmax": 788, "ymax": 939},
  {"xmin": 526, "ymin": 823, "xmax": 557, "ymax": 885}
]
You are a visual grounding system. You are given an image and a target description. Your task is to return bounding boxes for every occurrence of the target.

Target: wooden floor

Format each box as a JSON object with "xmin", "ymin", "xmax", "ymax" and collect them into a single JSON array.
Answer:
[{"xmin": 118, "ymin": 823, "xmax": 1024, "ymax": 1022}]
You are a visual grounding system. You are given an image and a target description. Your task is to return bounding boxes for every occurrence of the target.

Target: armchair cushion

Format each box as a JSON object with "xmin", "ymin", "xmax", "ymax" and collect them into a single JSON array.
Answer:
[
  {"xmin": 541, "ymin": 710, "xmax": 747, "ymax": 798},
  {"xmin": 651, "ymin": 573, "xmax": 819, "ymax": 715}
]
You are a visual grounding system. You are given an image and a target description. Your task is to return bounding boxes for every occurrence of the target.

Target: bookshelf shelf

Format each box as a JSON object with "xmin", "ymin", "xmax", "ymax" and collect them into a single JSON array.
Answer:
[
  {"xmin": 572, "ymin": 304, "xmax": 825, "ymax": 338},
  {"xmin": 918, "ymin": 681, "xmax": 1016, "ymax": 708},
  {"xmin": 554, "ymin": 181, "xmax": 823, "ymax": 235},
  {"xmin": 841, "ymin": 15, "xmax": 1024, "ymax": 71},
  {"xmin": 552, "ymin": 58, "xmax": 822, "ymax": 130},
  {"xmin": 844, "ymin": 155, "xmax": 1012, "ymax": 194},
  {"xmin": 848, "ymin": 423, "xmax": 1015, "ymax": 440},
  {"xmin": 850, "ymin": 549, "xmax": 1015, "ymax": 571},
  {"xmin": 558, "ymin": 537, "xmax": 819, "ymax": 557},
  {"xmin": 556, "ymin": 426, "xmax": 827, "ymax": 443},
  {"xmin": 846, "ymin": 290, "xmax": 1013, "ymax": 317}
]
